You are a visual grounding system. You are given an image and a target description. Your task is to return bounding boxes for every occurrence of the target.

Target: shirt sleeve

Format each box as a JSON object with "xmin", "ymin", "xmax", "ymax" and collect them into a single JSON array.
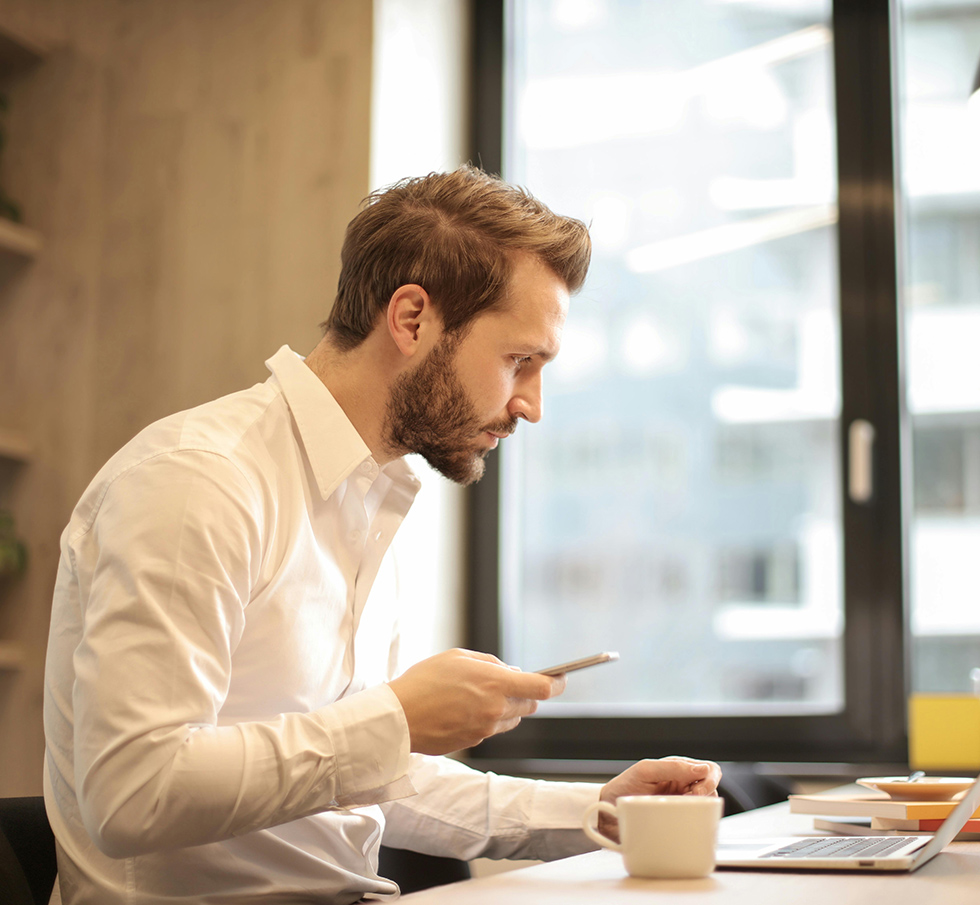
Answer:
[
  {"xmin": 67, "ymin": 450, "xmax": 414, "ymax": 859},
  {"xmin": 379, "ymin": 754, "xmax": 602, "ymax": 862}
]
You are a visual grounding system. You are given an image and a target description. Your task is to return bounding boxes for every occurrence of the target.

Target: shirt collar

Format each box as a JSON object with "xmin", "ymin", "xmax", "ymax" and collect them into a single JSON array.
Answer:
[{"xmin": 264, "ymin": 345, "xmax": 419, "ymax": 501}]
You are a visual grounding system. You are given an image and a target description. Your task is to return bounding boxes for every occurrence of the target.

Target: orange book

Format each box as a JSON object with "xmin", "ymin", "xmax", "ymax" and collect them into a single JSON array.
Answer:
[
  {"xmin": 873, "ymin": 816, "xmax": 980, "ymax": 832},
  {"xmin": 812, "ymin": 816, "xmax": 980, "ymax": 839}
]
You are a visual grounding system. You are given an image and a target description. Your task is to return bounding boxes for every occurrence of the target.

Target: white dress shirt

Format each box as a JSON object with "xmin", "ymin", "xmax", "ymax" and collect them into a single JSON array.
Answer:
[{"xmin": 43, "ymin": 345, "xmax": 599, "ymax": 904}]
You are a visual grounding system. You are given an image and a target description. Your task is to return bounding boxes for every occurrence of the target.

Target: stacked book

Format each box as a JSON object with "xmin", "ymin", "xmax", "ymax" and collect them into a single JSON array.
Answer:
[{"xmin": 788, "ymin": 792, "xmax": 980, "ymax": 838}]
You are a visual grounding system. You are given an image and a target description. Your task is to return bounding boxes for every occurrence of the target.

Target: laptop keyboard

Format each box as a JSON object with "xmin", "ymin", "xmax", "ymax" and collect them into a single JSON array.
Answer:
[{"xmin": 761, "ymin": 836, "xmax": 919, "ymax": 859}]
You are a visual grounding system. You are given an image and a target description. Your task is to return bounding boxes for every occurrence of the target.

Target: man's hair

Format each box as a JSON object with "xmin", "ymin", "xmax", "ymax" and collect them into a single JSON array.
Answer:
[{"xmin": 322, "ymin": 166, "xmax": 592, "ymax": 349}]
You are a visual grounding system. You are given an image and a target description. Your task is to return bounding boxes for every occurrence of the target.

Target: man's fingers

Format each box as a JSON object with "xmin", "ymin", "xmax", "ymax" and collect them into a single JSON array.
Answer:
[
  {"xmin": 389, "ymin": 648, "xmax": 571, "ymax": 755},
  {"xmin": 496, "ymin": 716, "xmax": 524, "ymax": 734},
  {"xmin": 548, "ymin": 674, "xmax": 568, "ymax": 696},
  {"xmin": 458, "ymin": 650, "xmax": 568, "ymax": 699},
  {"xmin": 501, "ymin": 671, "xmax": 566, "ymax": 701},
  {"xmin": 683, "ymin": 764, "xmax": 717, "ymax": 795},
  {"xmin": 599, "ymin": 757, "xmax": 723, "ymax": 813},
  {"xmin": 645, "ymin": 757, "xmax": 713, "ymax": 781},
  {"xmin": 460, "ymin": 649, "xmax": 508, "ymax": 665},
  {"xmin": 504, "ymin": 697, "xmax": 541, "ymax": 719}
]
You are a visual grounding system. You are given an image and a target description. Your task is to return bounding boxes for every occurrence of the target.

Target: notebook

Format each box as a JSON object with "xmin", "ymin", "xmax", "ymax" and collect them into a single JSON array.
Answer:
[{"xmin": 715, "ymin": 770, "xmax": 980, "ymax": 872}]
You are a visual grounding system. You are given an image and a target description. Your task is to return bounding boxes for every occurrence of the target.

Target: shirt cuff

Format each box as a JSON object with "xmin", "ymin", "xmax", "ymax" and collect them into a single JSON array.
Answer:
[
  {"xmin": 528, "ymin": 780, "xmax": 604, "ymax": 860},
  {"xmin": 314, "ymin": 683, "xmax": 416, "ymax": 808},
  {"xmin": 529, "ymin": 779, "xmax": 601, "ymax": 828}
]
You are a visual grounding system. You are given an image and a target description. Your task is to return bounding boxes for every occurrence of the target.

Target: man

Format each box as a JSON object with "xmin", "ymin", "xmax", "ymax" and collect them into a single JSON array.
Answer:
[{"xmin": 43, "ymin": 166, "xmax": 720, "ymax": 904}]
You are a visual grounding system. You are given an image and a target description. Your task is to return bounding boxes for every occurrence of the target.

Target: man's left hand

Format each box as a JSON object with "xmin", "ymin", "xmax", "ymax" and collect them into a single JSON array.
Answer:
[{"xmin": 597, "ymin": 756, "xmax": 723, "ymax": 842}]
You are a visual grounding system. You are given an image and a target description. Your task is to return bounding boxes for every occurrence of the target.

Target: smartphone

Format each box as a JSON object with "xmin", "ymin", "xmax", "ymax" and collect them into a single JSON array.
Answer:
[{"xmin": 536, "ymin": 651, "xmax": 619, "ymax": 676}]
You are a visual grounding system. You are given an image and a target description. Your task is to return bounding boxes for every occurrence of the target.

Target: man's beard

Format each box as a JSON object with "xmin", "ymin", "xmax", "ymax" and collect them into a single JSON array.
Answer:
[{"xmin": 384, "ymin": 337, "xmax": 516, "ymax": 485}]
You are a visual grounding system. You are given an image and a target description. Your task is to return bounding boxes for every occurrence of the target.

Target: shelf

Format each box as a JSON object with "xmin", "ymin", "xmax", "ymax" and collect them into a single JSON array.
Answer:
[
  {"xmin": 0, "ymin": 217, "xmax": 41, "ymax": 259},
  {"xmin": 0, "ymin": 640, "xmax": 26, "ymax": 671},
  {"xmin": 0, "ymin": 21, "xmax": 49, "ymax": 257},
  {"xmin": 0, "ymin": 428, "xmax": 31, "ymax": 462},
  {"xmin": 0, "ymin": 21, "xmax": 50, "ymax": 78}
]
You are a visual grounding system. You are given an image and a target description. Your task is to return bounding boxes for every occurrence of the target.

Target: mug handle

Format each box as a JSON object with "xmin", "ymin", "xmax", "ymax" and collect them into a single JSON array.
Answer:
[{"xmin": 582, "ymin": 800, "xmax": 622, "ymax": 852}]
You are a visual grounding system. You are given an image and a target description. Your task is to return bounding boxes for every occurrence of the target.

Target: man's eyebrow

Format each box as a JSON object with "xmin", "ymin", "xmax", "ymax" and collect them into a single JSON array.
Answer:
[{"xmin": 515, "ymin": 345, "xmax": 558, "ymax": 363}]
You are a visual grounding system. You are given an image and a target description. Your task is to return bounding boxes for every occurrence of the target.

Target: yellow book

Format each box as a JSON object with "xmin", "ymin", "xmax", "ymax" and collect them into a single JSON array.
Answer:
[{"xmin": 908, "ymin": 694, "xmax": 980, "ymax": 771}]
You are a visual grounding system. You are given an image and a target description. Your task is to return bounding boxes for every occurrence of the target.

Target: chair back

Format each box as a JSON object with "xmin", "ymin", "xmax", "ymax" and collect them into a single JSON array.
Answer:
[{"xmin": 0, "ymin": 796, "xmax": 58, "ymax": 905}]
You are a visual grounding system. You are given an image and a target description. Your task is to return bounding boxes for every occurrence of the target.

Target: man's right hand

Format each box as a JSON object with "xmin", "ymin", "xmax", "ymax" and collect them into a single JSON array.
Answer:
[{"xmin": 387, "ymin": 649, "xmax": 566, "ymax": 755}]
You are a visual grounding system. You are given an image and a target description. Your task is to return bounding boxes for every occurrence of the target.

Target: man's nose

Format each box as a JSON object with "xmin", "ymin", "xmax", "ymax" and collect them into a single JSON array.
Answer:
[{"xmin": 509, "ymin": 374, "xmax": 543, "ymax": 423}]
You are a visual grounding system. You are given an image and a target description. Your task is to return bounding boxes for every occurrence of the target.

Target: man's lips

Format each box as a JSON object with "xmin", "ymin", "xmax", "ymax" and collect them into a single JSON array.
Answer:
[
  {"xmin": 482, "ymin": 427, "xmax": 514, "ymax": 450},
  {"xmin": 484, "ymin": 420, "xmax": 517, "ymax": 439}
]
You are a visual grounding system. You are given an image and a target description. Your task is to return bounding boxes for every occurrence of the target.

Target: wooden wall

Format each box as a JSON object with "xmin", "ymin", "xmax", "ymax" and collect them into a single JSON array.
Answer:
[{"xmin": 0, "ymin": 0, "xmax": 373, "ymax": 795}]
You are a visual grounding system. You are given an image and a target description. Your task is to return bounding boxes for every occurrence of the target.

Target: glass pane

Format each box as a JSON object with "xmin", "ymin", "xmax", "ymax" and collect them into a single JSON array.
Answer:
[
  {"xmin": 500, "ymin": 0, "xmax": 843, "ymax": 716},
  {"xmin": 897, "ymin": 0, "xmax": 980, "ymax": 694}
]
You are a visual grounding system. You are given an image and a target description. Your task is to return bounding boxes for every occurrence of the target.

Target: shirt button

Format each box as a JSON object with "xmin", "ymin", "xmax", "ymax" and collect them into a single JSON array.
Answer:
[
  {"xmin": 360, "ymin": 461, "xmax": 376, "ymax": 475},
  {"xmin": 349, "ymin": 530, "xmax": 361, "ymax": 543},
  {"xmin": 374, "ymin": 531, "xmax": 383, "ymax": 542}
]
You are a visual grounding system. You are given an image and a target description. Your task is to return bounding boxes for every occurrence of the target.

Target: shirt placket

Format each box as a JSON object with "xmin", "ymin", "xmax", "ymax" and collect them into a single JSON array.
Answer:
[
  {"xmin": 340, "ymin": 461, "xmax": 375, "ymax": 649},
  {"xmin": 350, "ymin": 468, "xmax": 418, "ymax": 678}
]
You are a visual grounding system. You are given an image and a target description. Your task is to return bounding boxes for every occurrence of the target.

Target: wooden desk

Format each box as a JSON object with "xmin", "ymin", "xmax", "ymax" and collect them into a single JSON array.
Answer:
[{"xmin": 399, "ymin": 800, "xmax": 980, "ymax": 904}]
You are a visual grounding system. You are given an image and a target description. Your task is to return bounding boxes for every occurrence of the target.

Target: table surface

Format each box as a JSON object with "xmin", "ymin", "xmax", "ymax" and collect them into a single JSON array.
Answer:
[{"xmin": 399, "ymin": 798, "xmax": 980, "ymax": 904}]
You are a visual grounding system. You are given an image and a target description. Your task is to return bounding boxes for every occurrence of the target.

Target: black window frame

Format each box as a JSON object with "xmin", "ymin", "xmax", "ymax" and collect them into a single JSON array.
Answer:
[{"xmin": 465, "ymin": 0, "xmax": 911, "ymax": 769}]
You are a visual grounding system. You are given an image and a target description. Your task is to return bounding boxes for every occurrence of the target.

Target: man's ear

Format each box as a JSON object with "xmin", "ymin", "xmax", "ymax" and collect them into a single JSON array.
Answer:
[{"xmin": 386, "ymin": 284, "xmax": 439, "ymax": 357}]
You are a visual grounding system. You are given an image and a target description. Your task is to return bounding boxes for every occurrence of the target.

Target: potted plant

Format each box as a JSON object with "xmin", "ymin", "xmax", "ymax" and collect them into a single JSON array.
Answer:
[{"xmin": 0, "ymin": 509, "xmax": 27, "ymax": 577}]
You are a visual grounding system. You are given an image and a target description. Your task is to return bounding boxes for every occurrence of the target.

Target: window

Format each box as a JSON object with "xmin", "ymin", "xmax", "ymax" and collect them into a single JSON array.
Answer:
[
  {"xmin": 467, "ymin": 0, "xmax": 979, "ymax": 766},
  {"xmin": 900, "ymin": 0, "xmax": 980, "ymax": 693}
]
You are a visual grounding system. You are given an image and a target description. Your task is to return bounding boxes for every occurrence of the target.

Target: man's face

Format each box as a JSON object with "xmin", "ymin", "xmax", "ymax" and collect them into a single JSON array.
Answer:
[{"xmin": 384, "ymin": 254, "xmax": 570, "ymax": 485}]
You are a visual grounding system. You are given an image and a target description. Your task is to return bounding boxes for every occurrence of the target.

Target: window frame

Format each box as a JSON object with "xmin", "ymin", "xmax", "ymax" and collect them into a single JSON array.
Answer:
[{"xmin": 465, "ymin": 0, "xmax": 911, "ymax": 768}]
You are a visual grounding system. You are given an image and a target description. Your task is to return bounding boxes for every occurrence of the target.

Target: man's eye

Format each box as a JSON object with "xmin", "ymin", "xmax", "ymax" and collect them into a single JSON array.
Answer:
[{"xmin": 513, "ymin": 356, "xmax": 532, "ymax": 368}]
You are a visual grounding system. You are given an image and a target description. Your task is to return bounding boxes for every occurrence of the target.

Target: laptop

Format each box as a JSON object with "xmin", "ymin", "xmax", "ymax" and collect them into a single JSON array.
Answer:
[{"xmin": 715, "ymin": 770, "xmax": 980, "ymax": 872}]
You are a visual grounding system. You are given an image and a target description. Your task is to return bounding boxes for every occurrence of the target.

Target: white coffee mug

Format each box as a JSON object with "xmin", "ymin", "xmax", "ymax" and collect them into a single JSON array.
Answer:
[{"xmin": 582, "ymin": 795, "xmax": 723, "ymax": 879}]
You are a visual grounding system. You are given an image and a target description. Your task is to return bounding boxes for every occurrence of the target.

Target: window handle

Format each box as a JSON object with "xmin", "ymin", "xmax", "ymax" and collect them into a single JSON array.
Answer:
[{"xmin": 848, "ymin": 419, "xmax": 875, "ymax": 504}]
